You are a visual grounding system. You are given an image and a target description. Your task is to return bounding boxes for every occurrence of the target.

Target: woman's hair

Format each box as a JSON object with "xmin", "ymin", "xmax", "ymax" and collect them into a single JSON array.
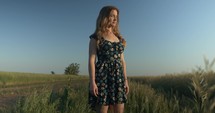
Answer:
[{"xmin": 92, "ymin": 5, "xmax": 126, "ymax": 47}]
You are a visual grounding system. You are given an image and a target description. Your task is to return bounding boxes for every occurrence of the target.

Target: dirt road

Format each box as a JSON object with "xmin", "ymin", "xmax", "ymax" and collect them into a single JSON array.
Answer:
[{"xmin": 0, "ymin": 81, "xmax": 69, "ymax": 111}]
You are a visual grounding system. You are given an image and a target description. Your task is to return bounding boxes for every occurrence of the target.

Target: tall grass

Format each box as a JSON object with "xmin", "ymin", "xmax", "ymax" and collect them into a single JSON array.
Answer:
[
  {"xmin": 13, "ymin": 79, "xmax": 93, "ymax": 113},
  {"xmin": 11, "ymin": 80, "xmax": 194, "ymax": 113},
  {"xmin": 3, "ymin": 57, "xmax": 215, "ymax": 113},
  {"xmin": 189, "ymin": 57, "xmax": 215, "ymax": 113},
  {"xmin": 125, "ymin": 81, "xmax": 186, "ymax": 113},
  {"xmin": 9, "ymin": 73, "xmax": 215, "ymax": 113},
  {"xmin": 6, "ymin": 72, "xmax": 215, "ymax": 113}
]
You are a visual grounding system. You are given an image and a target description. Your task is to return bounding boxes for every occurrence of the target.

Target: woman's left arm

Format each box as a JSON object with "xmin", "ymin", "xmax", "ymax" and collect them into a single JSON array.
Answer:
[{"xmin": 121, "ymin": 53, "xmax": 129, "ymax": 95}]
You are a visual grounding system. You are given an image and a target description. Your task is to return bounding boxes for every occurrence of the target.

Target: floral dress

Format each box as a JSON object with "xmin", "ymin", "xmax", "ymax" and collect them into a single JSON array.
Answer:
[{"xmin": 89, "ymin": 34, "xmax": 127, "ymax": 110}]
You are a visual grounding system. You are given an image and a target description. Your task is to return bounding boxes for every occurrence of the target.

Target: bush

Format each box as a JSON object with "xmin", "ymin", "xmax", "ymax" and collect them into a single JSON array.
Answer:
[{"xmin": 64, "ymin": 63, "xmax": 80, "ymax": 75}]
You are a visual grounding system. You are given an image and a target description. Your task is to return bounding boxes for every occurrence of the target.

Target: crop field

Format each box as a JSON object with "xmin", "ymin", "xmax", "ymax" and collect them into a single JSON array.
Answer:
[
  {"xmin": 0, "ymin": 71, "xmax": 86, "ymax": 112},
  {"xmin": 0, "ymin": 69, "xmax": 215, "ymax": 113}
]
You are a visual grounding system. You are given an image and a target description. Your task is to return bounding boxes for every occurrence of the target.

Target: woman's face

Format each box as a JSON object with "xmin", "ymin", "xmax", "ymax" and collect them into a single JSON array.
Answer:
[{"xmin": 108, "ymin": 9, "xmax": 118, "ymax": 28}]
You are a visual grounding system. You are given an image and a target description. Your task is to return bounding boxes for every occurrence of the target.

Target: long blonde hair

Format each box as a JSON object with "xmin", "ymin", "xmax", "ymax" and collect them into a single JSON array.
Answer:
[{"xmin": 92, "ymin": 6, "xmax": 126, "ymax": 47}]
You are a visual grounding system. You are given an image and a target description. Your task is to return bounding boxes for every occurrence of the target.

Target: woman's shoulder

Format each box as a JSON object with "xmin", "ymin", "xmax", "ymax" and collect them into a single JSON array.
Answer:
[{"xmin": 117, "ymin": 35, "xmax": 126, "ymax": 47}]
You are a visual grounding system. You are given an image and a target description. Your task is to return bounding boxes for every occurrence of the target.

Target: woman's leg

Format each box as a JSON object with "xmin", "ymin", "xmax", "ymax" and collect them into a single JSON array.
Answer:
[
  {"xmin": 113, "ymin": 104, "xmax": 124, "ymax": 113},
  {"xmin": 96, "ymin": 105, "xmax": 109, "ymax": 113},
  {"xmin": 109, "ymin": 105, "xmax": 114, "ymax": 113}
]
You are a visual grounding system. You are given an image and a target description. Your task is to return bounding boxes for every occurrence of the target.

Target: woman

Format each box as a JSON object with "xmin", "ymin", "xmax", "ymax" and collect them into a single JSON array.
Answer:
[{"xmin": 88, "ymin": 6, "xmax": 129, "ymax": 113}]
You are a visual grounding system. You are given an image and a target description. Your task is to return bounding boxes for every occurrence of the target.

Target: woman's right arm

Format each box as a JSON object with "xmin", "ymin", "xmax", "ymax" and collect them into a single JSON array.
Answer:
[{"xmin": 88, "ymin": 38, "xmax": 98, "ymax": 96}]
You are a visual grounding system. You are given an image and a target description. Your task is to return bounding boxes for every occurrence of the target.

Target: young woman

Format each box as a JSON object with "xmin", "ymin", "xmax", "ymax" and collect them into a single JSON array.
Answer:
[{"xmin": 88, "ymin": 6, "xmax": 129, "ymax": 113}]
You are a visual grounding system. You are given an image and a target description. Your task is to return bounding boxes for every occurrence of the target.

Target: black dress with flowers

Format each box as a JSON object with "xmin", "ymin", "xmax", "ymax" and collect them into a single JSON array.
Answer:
[{"xmin": 89, "ymin": 34, "xmax": 127, "ymax": 109}]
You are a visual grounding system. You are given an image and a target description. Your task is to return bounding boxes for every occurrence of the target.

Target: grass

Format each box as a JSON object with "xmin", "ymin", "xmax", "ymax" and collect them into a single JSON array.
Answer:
[
  {"xmin": 13, "ymin": 79, "xmax": 92, "ymax": 113},
  {"xmin": 0, "ymin": 71, "xmax": 88, "ymax": 112},
  {"xmin": 0, "ymin": 71, "xmax": 82, "ymax": 87},
  {"xmin": 1, "ymin": 59, "xmax": 215, "ymax": 113},
  {"xmin": 9, "ymin": 76, "xmax": 200, "ymax": 113},
  {"xmin": 8, "ymin": 71, "xmax": 214, "ymax": 113}
]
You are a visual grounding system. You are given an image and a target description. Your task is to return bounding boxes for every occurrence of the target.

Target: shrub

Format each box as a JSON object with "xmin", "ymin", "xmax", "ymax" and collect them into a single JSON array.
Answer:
[{"xmin": 64, "ymin": 63, "xmax": 80, "ymax": 75}]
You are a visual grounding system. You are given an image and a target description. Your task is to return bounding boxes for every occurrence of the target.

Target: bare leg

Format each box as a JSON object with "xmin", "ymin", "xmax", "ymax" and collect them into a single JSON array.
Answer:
[
  {"xmin": 96, "ymin": 105, "xmax": 109, "ymax": 113},
  {"xmin": 109, "ymin": 105, "xmax": 114, "ymax": 113},
  {"xmin": 113, "ymin": 104, "xmax": 124, "ymax": 113}
]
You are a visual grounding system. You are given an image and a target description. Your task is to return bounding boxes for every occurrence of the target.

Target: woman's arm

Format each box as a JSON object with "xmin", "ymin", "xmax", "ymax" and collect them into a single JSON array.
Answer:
[
  {"xmin": 120, "ymin": 53, "xmax": 129, "ymax": 94},
  {"xmin": 88, "ymin": 38, "xmax": 97, "ymax": 83},
  {"xmin": 88, "ymin": 38, "xmax": 98, "ymax": 96},
  {"xmin": 120, "ymin": 53, "xmax": 127, "ymax": 80}
]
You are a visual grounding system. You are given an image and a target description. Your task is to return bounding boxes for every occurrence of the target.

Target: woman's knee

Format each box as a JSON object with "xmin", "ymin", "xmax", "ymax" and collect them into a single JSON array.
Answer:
[
  {"xmin": 113, "ymin": 104, "xmax": 124, "ymax": 113},
  {"xmin": 96, "ymin": 105, "xmax": 109, "ymax": 113}
]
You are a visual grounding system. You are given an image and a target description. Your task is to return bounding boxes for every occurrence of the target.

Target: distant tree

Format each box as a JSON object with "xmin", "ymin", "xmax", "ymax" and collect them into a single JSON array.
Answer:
[
  {"xmin": 51, "ymin": 71, "xmax": 55, "ymax": 75},
  {"xmin": 64, "ymin": 63, "xmax": 80, "ymax": 75}
]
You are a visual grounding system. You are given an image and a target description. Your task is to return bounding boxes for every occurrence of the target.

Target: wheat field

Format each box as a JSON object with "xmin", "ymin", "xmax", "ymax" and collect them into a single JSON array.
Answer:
[{"xmin": 0, "ymin": 68, "xmax": 215, "ymax": 113}]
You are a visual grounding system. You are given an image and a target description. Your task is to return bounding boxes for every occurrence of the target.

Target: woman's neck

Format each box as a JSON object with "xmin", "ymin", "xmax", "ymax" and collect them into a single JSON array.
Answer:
[{"xmin": 106, "ymin": 27, "xmax": 113, "ymax": 34}]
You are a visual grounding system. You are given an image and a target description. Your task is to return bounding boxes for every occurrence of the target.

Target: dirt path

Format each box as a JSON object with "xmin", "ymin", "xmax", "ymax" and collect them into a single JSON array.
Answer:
[{"xmin": 0, "ymin": 81, "xmax": 69, "ymax": 110}]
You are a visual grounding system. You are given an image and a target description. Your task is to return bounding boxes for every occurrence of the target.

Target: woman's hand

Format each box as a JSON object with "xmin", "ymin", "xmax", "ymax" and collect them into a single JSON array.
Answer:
[
  {"xmin": 90, "ymin": 82, "xmax": 98, "ymax": 97},
  {"xmin": 124, "ymin": 80, "xmax": 129, "ymax": 95}
]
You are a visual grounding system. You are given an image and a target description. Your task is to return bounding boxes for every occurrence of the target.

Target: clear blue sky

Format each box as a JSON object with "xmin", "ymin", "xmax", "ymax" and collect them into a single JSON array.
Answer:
[{"xmin": 0, "ymin": 0, "xmax": 215, "ymax": 76}]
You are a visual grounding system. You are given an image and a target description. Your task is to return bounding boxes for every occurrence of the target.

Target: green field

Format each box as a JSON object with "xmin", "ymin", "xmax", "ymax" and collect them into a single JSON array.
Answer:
[
  {"xmin": 0, "ymin": 71, "xmax": 82, "ymax": 87},
  {"xmin": 0, "ymin": 70, "xmax": 215, "ymax": 113}
]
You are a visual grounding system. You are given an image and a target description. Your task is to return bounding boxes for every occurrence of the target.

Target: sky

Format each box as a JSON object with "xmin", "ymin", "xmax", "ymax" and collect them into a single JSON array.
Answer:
[{"xmin": 0, "ymin": 0, "xmax": 215, "ymax": 76}]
